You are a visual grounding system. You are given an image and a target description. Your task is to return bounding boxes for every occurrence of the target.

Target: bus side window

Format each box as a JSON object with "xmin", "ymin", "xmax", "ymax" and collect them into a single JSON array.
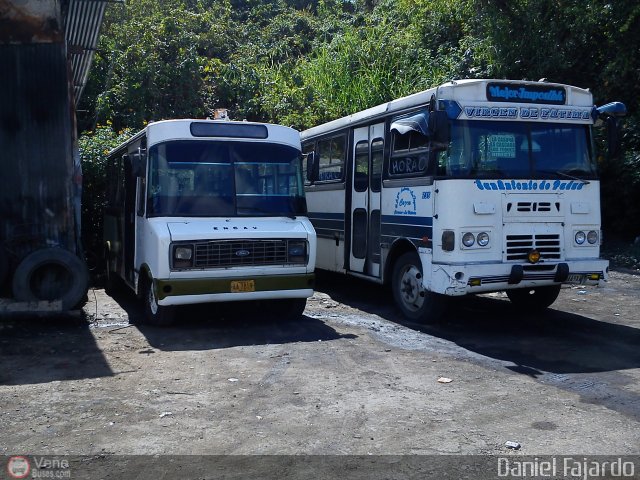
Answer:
[
  {"xmin": 371, "ymin": 138, "xmax": 384, "ymax": 192},
  {"xmin": 354, "ymin": 140, "xmax": 369, "ymax": 192},
  {"xmin": 136, "ymin": 150, "xmax": 147, "ymax": 217},
  {"xmin": 389, "ymin": 129, "xmax": 429, "ymax": 178},
  {"xmin": 317, "ymin": 135, "xmax": 345, "ymax": 182}
]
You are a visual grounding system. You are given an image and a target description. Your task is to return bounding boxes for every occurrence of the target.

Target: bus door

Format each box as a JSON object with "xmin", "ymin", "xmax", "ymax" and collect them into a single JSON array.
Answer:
[
  {"xmin": 349, "ymin": 123, "xmax": 384, "ymax": 277},
  {"xmin": 123, "ymin": 153, "xmax": 137, "ymax": 284}
]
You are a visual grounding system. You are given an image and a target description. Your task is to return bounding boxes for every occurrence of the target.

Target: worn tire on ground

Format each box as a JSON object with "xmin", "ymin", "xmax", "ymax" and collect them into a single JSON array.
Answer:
[{"xmin": 12, "ymin": 248, "xmax": 89, "ymax": 310}]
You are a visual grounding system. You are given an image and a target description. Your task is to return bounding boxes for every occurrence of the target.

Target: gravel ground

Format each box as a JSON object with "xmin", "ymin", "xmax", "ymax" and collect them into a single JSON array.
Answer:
[{"xmin": 1, "ymin": 269, "xmax": 639, "ymax": 459}]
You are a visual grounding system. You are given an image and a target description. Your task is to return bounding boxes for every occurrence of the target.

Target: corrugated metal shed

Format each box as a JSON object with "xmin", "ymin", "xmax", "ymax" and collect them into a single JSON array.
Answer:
[
  {"xmin": 0, "ymin": 43, "xmax": 76, "ymax": 257},
  {"xmin": 0, "ymin": 0, "xmax": 115, "ymax": 304},
  {"xmin": 0, "ymin": 0, "xmax": 116, "ymax": 104}
]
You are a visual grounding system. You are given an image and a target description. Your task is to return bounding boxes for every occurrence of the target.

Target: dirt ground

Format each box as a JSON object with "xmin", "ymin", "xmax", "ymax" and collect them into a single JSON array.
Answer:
[{"xmin": 1, "ymin": 269, "xmax": 640, "ymax": 460}]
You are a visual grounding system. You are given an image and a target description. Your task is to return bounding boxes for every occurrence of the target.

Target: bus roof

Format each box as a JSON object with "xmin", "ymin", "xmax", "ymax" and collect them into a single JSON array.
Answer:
[
  {"xmin": 107, "ymin": 119, "xmax": 300, "ymax": 157},
  {"xmin": 301, "ymin": 79, "xmax": 594, "ymax": 140}
]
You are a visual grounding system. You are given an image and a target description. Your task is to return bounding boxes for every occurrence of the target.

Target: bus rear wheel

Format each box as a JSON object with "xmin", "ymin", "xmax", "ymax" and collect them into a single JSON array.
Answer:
[
  {"xmin": 142, "ymin": 276, "xmax": 176, "ymax": 326},
  {"xmin": 392, "ymin": 251, "xmax": 445, "ymax": 323},
  {"xmin": 506, "ymin": 285, "xmax": 561, "ymax": 310}
]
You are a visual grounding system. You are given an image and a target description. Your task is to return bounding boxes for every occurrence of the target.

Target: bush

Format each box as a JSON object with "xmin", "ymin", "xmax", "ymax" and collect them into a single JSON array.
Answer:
[{"xmin": 79, "ymin": 124, "xmax": 133, "ymax": 272}]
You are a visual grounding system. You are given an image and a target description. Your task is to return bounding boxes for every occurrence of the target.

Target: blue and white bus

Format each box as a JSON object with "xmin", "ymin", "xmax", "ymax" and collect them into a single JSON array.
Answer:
[{"xmin": 301, "ymin": 79, "xmax": 625, "ymax": 321}]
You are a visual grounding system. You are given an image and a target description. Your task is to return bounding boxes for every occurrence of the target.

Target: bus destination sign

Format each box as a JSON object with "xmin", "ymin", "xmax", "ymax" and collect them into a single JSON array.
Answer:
[{"xmin": 486, "ymin": 82, "xmax": 566, "ymax": 105}]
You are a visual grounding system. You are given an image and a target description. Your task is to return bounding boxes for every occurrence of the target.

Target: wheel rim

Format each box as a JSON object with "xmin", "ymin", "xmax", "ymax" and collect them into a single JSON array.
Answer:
[
  {"xmin": 148, "ymin": 284, "xmax": 158, "ymax": 315},
  {"xmin": 399, "ymin": 264, "xmax": 425, "ymax": 313}
]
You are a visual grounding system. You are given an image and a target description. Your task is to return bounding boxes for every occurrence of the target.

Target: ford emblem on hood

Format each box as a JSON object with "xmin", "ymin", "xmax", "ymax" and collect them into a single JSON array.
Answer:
[{"xmin": 235, "ymin": 249, "xmax": 251, "ymax": 257}]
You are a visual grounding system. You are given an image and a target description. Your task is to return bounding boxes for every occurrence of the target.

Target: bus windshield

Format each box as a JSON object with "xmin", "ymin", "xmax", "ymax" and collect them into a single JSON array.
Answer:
[
  {"xmin": 437, "ymin": 120, "xmax": 596, "ymax": 180},
  {"xmin": 147, "ymin": 140, "xmax": 306, "ymax": 217}
]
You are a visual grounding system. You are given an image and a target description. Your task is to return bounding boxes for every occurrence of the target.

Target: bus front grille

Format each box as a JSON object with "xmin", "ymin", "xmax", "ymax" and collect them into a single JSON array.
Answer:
[
  {"xmin": 505, "ymin": 234, "xmax": 561, "ymax": 261},
  {"xmin": 194, "ymin": 240, "xmax": 289, "ymax": 268}
]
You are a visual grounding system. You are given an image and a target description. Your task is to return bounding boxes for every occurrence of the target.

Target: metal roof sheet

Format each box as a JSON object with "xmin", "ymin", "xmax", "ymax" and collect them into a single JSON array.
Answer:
[{"xmin": 64, "ymin": 0, "xmax": 114, "ymax": 105}]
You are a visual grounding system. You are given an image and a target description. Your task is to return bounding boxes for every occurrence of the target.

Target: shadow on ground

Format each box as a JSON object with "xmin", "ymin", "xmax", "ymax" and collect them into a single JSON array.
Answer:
[
  {"xmin": 314, "ymin": 270, "xmax": 640, "ymax": 376},
  {"xmin": 103, "ymin": 285, "xmax": 357, "ymax": 352},
  {"xmin": 0, "ymin": 314, "xmax": 113, "ymax": 386}
]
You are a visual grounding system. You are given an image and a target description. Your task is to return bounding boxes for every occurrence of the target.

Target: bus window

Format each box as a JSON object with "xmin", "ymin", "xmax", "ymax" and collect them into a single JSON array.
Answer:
[
  {"xmin": 371, "ymin": 138, "xmax": 384, "ymax": 192},
  {"xmin": 389, "ymin": 129, "xmax": 429, "ymax": 178},
  {"xmin": 147, "ymin": 140, "xmax": 306, "ymax": 217},
  {"xmin": 438, "ymin": 121, "xmax": 595, "ymax": 179},
  {"xmin": 354, "ymin": 141, "xmax": 368, "ymax": 192},
  {"xmin": 316, "ymin": 135, "xmax": 345, "ymax": 182}
]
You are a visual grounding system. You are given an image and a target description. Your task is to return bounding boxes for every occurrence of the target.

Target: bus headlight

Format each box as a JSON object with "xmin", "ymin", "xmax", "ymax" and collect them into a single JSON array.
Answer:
[
  {"xmin": 462, "ymin": 232, "xmax": 475, "ymax": 248},
  {"xmin": 587, "ymin": 230, "xmax": 599, "ymax": 244},
  {"xmin": 287, "ymin": 240, "xmax": 307, "ymax": 264},
  {"xmin": 172, "ymin": 244, "xmax": 194, "ymax": 269},
  {"xmin": 575, "ymin": 231, "xmax": 586, "ymax": 245},
  {"xmin": 477, "ymin": 232, "xmax": 490, "ymax": 247}
]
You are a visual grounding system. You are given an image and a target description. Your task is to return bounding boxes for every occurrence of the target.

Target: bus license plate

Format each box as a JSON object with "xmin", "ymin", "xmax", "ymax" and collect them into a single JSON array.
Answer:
[
  {"xmin": 567, "ymin": 274, "xmax": 585, "ymax": 284},
  {"xmin": 230, "ymin": 280, "xmax": 255, "ymax": 293}
]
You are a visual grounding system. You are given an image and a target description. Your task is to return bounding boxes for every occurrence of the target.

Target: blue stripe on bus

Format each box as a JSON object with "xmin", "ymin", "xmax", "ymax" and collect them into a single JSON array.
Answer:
[
  {"xmin": 308, "ymin": 212, "xmax": 345, "ymax": 220},
  {"xmin": 308, "ymin": 212, "xmax": 345, "ymax": 239},
  {"xmin": 309, "ymin": 212, "xmax": 433, "ymax": 245},
  {"xmin": 381, "ymin": 215, "xmax": 433, "ymax": 248},
  {"xmin": 380, "ymin": 215, "xmax": 433, "ymax": 226},
  {"xmin": 380, "ymin": 224, "xmax": 432, "ymax": 239}
]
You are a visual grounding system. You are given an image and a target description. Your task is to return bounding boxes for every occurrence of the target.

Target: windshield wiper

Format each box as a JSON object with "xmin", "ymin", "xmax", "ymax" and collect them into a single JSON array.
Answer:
[
  {"xmin": 554, "ymin": 170, "xmax": 591, "ymax": 185},
  {"xmin": 536, "ymin": 169, "xmax": 591, "ymax": 185}
]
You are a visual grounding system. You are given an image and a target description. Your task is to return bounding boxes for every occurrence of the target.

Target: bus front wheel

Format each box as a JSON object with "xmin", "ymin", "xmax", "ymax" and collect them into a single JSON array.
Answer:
[
  {"xmin": 506, "ymin": 285, "xmax": 561, "ymax": 310},
  {"xmin": 392, "ymin": 251, "xmax": 445, "ymax": 323},
  {"xmin": 142, "ymin": 277, "xmax": 176, "ymax": 326}
]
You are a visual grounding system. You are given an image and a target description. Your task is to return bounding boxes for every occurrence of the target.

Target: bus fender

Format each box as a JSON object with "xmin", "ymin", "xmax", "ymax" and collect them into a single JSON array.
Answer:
[
  {"xmin": 384, "ymin": 239, "xmax": 416, "ymax": 285},
  {"xmin": 136, "ymin": 263, "xmax": 153, "ymax": 297}
]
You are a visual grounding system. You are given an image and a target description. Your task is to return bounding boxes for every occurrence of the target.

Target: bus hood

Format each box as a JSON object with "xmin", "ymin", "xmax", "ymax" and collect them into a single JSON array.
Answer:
[{"xmin": 166, "ymin": 217, "xmax": 312, "ymax": 242}]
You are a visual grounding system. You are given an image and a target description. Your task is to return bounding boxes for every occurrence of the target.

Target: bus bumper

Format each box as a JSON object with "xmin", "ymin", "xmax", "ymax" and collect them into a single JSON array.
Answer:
[
  {"xmin": 430, "ymin": 260, "xmax": 608, "ymax": 296},
  {"xmin": 154, "ymin": 273, "xmax": 315, "ymax": 306}
]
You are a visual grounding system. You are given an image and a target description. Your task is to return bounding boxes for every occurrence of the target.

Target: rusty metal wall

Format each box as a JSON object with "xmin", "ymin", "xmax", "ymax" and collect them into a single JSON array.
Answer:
[
  {"xmin": 0, "ymin": 42, "xmax": 76, "ymax": 262},
  {"xmin": 0, "ymin": 0, "xmax": 64, "ymax": 44}
]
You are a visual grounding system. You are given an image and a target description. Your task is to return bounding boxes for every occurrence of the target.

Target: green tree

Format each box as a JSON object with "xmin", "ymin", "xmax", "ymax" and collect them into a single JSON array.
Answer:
[{"xmin": 79, "ymin": 124, "xmax": 132, "ymax": 269}]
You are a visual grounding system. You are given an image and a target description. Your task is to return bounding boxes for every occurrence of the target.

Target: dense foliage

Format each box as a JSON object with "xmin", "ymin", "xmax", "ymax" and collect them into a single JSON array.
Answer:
[
  {"xmin": 79, "ymin": 0, "xmax": 640, "ymax": 240},
  {"xmin": 79, "ymin": 124, "xmax": 132, "ymax": 267}
]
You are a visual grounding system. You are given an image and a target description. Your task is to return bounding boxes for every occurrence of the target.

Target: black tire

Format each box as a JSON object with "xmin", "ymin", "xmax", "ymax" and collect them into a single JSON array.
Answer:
[
  {"xmin": 266, "ymin": 298, "xmax": 307, "ymax": 321},
  {"xmin": 12, "ymin": 248, "xmax": 88, "ymax": 310},
  {"xmin": 506, "ymin": 285, "xmax": 561, "ymax": 310},
  {"xmin": 141, "ymin": 276, "xmax": 176, "ymax": 326},
  {"xmin": 103, "ymin": 248, "xmax": 120, "ymax": 297},
  {"xmin": 392, "ymin": 251, "xmax": 446, "ymax": 322}
]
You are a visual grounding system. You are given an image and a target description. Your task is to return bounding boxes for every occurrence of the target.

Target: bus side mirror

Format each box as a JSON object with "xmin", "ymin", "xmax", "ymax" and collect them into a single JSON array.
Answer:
[
  {"xmin": 131, "ymin": 151, "xmax": 147, "ymax": 177},
  {"xmin": 596, "ymin": 102, "xmax": 626, "ymax": 160},
  {"xmin": 305, "ymin": 151, "xmax": 317, "ymax": 183},
  {"xmin": 428, "ymin": 110, "xmax": 450, "ymax": 145}
]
